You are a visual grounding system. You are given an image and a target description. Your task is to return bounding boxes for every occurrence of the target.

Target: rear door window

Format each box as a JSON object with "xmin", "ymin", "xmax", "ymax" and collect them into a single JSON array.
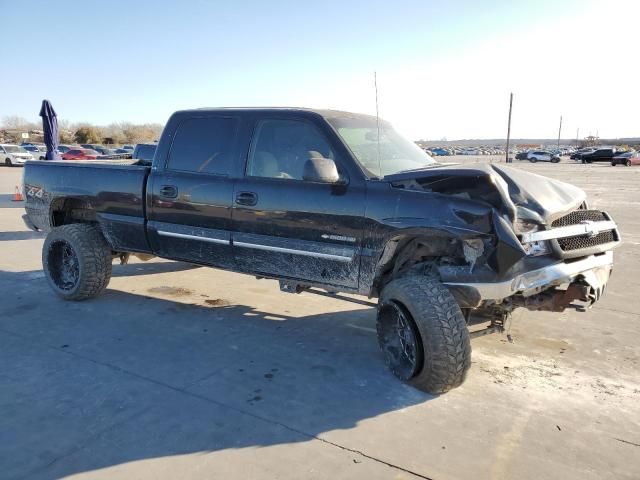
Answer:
[{"xmin": 167, "ymin": 116, "xmax": 238, "ymax": 175}]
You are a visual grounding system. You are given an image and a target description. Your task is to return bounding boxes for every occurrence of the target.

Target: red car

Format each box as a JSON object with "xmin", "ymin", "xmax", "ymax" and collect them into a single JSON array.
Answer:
[
  {"xmin": 611, "ymin": 151, "xmax": 640, "ymax": 166},
  {"xmin": 62, "ymin": 148, "xmax": 100, "ymax": 160}
]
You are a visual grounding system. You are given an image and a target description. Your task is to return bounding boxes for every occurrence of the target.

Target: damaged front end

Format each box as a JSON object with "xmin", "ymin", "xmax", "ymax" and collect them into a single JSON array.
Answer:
[{"xmin": 384, "ymin": 163, "xmax": 620, "ymax": 319}]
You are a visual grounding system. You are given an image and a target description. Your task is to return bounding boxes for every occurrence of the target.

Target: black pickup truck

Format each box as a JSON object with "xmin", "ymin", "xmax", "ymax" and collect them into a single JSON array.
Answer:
[
  {"xmin": 22, "ymin": 108, "xmax": 621, "ymax": 393},
  {"xmin": 579, "ymin": 147, "xmax": 619, "ymax": 163}
]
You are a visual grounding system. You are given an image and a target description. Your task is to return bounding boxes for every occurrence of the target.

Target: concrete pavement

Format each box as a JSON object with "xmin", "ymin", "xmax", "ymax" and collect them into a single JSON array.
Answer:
[{"xmin": 1, "ymin": 159, "xmax": 639, "ymax": 479}]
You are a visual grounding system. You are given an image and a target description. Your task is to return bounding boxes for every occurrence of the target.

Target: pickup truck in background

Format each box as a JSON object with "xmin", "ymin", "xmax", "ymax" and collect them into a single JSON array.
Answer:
[
  {"xmin": 132, "ymin": 143, "xmax": 157, "ymax": 164},
  {"xmin": 22, "ymin": 108, "xmax": 621, "ymax": 394},
  {"xmin": 579, "ymin": 147, "xmax": 620, "ymax": 163}
]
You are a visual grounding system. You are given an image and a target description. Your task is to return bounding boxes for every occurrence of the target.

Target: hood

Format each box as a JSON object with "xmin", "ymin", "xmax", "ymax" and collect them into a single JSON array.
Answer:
[{"xmin": 385, "ymin": 163, "xmax": 586, "ymax": 225}]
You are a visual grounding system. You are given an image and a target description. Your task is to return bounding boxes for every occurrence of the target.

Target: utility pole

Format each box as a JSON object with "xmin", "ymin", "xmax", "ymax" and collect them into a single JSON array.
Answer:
[
  {"xmin": 505, "ymin": 92, "xmax": 513, "ymax": 163},
  {"xmin": 557, "ymin": 115, "xmax": 562, "ymax": 151}
]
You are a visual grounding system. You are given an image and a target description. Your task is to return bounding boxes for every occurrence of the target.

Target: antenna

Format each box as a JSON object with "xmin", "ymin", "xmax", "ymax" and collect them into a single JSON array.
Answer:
[{"xmin": 374, "ymin": 71, "xmax": 382, "ymax": 177}]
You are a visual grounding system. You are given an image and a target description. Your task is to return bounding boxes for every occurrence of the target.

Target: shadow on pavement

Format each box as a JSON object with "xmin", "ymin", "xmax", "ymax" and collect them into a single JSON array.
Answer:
[
  {"xmin": 111, "ymin": 260, "xmax": 201, "ymax": 277},
  {"xmin": 0, "ymin": 268, "xmax": 432, "ymax": 479},
  {"xmin": 0, "ymin": 230, "xmax": 45, "ymax": 241},
  {"xmin": 0, "ymin": 193, "xmax": 25, "ymax": 208}
]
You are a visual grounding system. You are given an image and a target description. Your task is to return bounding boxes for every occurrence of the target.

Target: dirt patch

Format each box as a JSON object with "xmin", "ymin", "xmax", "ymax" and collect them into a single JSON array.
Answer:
[
  {"xmin": 474, "ymin": 351, "xmax": 639, "ymax": 405},
  {"xmin": 148, "ymin": 286, "xmax": 193, "ymax": 296},
  {"xmin": 204, "ymin": 298, "xmax": 230, "ymax": 307}
]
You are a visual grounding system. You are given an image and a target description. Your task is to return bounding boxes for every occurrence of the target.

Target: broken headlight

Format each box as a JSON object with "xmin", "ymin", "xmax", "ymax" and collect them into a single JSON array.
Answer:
[
  {"xmin": 516, "ymin": 220, "xmax": 551, "ymax": 256},
  {"xmin": 515, "ymin": 218, "xmax": 540, "ymax": 234},
  {"xmin": 522, "ymin": 240, "xmax": 550, "ymax": 256}
]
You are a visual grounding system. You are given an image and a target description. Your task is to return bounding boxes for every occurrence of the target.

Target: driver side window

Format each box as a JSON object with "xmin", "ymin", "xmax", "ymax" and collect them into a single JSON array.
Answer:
[{"xmin": 247, "ymin": 119, "xmax": 335, "ymax": 180}]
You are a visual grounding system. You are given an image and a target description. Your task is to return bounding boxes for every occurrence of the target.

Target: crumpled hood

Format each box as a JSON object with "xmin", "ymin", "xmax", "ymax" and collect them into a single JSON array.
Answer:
[{"xmin": 385, "ymin": 163, "xmax": 586, "ymax": 225}]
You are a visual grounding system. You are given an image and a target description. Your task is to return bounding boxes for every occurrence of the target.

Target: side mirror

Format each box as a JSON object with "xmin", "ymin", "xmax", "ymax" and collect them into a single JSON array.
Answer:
[{"xmin": 303, "ymin": 155, "xmax": 340, "ymax": 183}]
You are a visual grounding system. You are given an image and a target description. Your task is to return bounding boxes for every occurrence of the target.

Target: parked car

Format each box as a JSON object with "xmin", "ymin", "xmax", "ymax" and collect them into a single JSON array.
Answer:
[
  {"xmin": 515, "ymin": 151, "xmax": 529, "ymax": 160},
  {"xmin": 580, "ymin": 147, "xmax": 619, "ymax": 163},
  {"xmin": 22, "ymin": 108, "xmax": 620, "ymax": 394},
  {"xmin": 80, "ymin": 144, "xmax": 105, "ymax": 151},
  {"xmin": 1, "ymin": 144, "xmax": 33, "ymax": 166},
  {"xmin": 121, "ymin": 144, "xmax": 134, "ymax": 150},
  {"xmin": 132, "ymin": 143, "xmax": 157, "ymax": 164},
  {"xmin": 22, "ymin": 144, "xmax": 48, "ymax": 160},
  {"xmin": 527, "ymin": 150, "xmax": 560, "ymax": 163},
  {"xmin": 61, "ymin": 148, "xmax": 100, "ymax": 160},
  {"xmin": 570, "ymin": 148, "xmax": 595, "ymax": 160},
  {"xmin": 611, "ymin": 151, "xmax": 640, "ymax": 166},
  {"xmin": 57, "ymin": 145, "xmax": 74, "ymax": 154},
  {"xmin": 429, "ymin": 148, "xmax": 449, "ymax": 156}
]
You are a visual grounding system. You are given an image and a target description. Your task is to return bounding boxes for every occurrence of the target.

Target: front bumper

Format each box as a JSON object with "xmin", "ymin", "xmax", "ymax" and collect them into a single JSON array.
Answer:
[{"xmin": 445, "ymin": 251, "xmax": 613, "ymax": 305}]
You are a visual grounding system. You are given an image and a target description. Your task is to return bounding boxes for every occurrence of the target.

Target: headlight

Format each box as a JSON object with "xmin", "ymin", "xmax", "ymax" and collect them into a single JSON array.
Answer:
[
  {"xmin": 515, "ymin": 218, "xmax": 540, "ymax": 234},
  {"xmin": 516, "ymin": 218, "xmax": 550, "ymax": 256},
  {"xmin": 523, "ymin": 240, "xmax": 550, "ymax": 256}
]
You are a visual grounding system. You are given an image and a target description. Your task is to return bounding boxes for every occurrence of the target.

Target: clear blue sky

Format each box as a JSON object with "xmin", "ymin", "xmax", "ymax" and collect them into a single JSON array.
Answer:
[{"xmin": 3, "ymin": 0, "xmax": 637, "ymax": 139}]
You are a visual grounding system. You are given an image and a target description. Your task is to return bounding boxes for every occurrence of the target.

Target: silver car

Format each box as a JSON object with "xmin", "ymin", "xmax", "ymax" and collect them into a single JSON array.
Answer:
[{"xmin": 0, "ymin": 144, "xmax": 34, "ymax": 166}]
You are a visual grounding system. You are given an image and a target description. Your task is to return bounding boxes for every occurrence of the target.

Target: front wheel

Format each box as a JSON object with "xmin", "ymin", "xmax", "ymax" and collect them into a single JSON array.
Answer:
[
  {"xmin": 377, "ymin": 277, "xmax": 471, "ymax": 394},
  {"xmin": 529, "ymin": 157, "xmax": 537, "ymax": 163},
  {"xmin": 626, "ymin": 160, "xmax": 632, "ymax": 167},
  {"xmin": 5, "ymin": 158, "xmax": 12, "ymax": 167},
  {"xmin": 42, "ymin": 224, "xmax": 113, "ymax": 300}
]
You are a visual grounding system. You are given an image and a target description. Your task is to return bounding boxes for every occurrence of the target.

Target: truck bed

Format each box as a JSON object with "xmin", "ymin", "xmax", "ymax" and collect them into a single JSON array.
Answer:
[{"xmin": 23, "ymin": 160, "xmax": 152, "ymax": 252}]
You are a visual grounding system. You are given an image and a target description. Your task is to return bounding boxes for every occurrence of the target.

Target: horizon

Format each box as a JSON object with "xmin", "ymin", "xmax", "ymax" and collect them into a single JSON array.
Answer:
[{"xmin": 3, "ymin": 0, "xmax": 638, "ymax": 140}]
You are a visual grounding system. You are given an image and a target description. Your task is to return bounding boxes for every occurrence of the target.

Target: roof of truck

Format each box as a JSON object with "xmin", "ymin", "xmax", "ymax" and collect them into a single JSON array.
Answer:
[{"xmin": 187, "ymin": 107, "xmax": 377, "ymax": 120}]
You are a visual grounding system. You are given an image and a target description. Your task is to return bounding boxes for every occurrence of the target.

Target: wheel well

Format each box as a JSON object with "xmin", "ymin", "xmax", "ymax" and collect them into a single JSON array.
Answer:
[
  {"xmin": 372, "ymin": 235, "xmax": 462, "ymax": 295},
  {"xmin": 50, "ymin": 198, "xmax": 97, "ymax": 227}
]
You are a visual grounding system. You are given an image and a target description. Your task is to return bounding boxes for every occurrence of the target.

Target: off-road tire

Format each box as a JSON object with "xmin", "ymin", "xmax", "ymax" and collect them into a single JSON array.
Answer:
[
  {"xmin": 377, "ymin": 276, "xmax": 471, "ymax": 394},
  {"xmin": 42, "ymin": 224, "xmax": 112, "ymax": 301}
]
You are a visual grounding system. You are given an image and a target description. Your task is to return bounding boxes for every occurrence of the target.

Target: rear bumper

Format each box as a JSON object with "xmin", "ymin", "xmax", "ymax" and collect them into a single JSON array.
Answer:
[{"xmin": 445, "ymin": 251, "xmax": 613, "ymax": 304}]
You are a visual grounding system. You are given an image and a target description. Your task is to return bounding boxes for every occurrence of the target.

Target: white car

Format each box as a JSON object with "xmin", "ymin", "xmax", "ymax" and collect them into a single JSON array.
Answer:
[
  {"xmin": 0, "ymin": 144, "xmax": 34, "ymax": 166},
  {"xmin": 21, "ymin": 144, "xmax": 48, "ymax": 160},
  {"xmin": 527, "ymin": 150, "xmax": 560, "ymax": 163}
]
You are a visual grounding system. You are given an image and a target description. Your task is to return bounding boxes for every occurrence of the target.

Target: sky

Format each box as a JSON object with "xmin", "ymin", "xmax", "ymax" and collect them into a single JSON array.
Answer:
[{"xmin": 1, "ymin": 0, "xmax": 638, "ymax": 140}]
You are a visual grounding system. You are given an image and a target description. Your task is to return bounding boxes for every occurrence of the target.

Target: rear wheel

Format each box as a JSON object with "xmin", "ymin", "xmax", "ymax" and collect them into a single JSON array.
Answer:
[
  {"xmin": 626, "ymin": 159, "xmax": 632, "ymax": 167},
  {"xmin": 377, "ymin": 276, "xmax": 471, "ymax": 394},
  {"xmin": 611, "ymin": 161, "xmax": 616, "ymax": 166},
  {"xmin": 551, "ymin": 157, "xmax": 560, "ymax": 163},
  {"xmin": 42, "ymin": 224, "xmax": 113, "ymax": 301},
  {"xmin": 5, "ymin": 158, "xmax": 12, "ymax": 167}
]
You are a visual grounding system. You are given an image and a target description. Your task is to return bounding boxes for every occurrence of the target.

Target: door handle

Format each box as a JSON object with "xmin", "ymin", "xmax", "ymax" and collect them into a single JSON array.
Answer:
[
  {"xmin": 235, "ymin": 191, "xmax": 258, "ymax": 206},
  {"xmin": 159, "ymin": 185, "xmax": 178, "ymax": 198}
]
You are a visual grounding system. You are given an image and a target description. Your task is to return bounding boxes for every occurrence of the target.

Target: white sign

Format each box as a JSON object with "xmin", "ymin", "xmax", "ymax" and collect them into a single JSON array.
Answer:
[{"xmin": 21, "ymin": 132, "xmax": 29, "ymax": 139}]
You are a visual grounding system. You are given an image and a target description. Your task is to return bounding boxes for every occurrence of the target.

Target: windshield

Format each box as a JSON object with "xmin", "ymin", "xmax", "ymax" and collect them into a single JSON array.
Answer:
[
  {"xmin": 4, "ymin": 145, "xmax": 26, "ymax": 153},
  {"xmin": 326, "ymin": 113, "xmax": 436, "ymax": 177}
]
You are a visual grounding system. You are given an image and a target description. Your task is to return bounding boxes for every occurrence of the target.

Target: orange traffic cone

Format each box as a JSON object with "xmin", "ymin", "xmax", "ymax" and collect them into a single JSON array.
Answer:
[{"xmin": 12, "ymin": 186, "xmax": 24, "ymax": 202}]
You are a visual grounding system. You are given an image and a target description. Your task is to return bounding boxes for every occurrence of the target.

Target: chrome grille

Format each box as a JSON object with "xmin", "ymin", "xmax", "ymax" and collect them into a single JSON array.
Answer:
[
  {"xmin": 552, "ymin": 210, "xmax": 607, "ymax": 227},
  {"xmin": 556, "ymin": 230, "xmax": 616, "ymax": 251},
  {"xmin": 551, "ymin": 210, "xmax": 617, "ymax": 252}
]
